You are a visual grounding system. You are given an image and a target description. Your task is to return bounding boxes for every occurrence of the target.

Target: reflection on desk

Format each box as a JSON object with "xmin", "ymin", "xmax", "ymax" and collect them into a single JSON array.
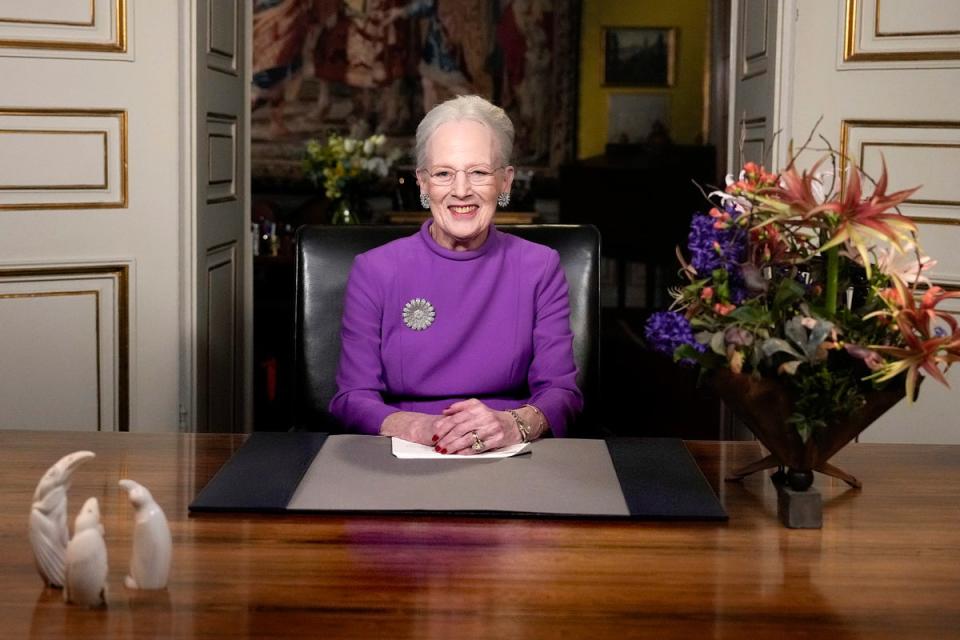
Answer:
[{"xmin": 3, "ymin": 430, "xmax": 960, "ymax": 638}]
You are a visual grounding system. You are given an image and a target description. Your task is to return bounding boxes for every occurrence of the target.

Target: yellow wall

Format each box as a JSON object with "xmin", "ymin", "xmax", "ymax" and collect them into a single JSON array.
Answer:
[{"xmin": 578, "ymin": 0, "xmax": 710, "ymax": 158}]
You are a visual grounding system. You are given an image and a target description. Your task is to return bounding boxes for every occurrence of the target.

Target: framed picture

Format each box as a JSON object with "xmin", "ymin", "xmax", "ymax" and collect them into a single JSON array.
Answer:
[{"xmin": 602, "ymin": 27, "xmax": 676, "ymax": 87}]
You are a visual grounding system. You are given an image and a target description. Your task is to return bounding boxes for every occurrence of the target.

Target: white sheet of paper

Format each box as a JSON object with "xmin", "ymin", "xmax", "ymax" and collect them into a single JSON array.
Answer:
[{"xmin": 391, "ymin": 437, "xmax": 531, "ymax": 459}]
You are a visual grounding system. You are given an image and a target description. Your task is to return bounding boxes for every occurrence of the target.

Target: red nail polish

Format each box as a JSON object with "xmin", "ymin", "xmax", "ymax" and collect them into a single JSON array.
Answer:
[
  {"xmin": 434, "ymin": 445, "xmax": 440, "ymax": 452},
  {"xmin": 441, "ymin": 448, "xmax": 448, "ymax": 454},
  {"xmin": 431, "ymin": 435, "xmax": 438, "ymax": 442}
]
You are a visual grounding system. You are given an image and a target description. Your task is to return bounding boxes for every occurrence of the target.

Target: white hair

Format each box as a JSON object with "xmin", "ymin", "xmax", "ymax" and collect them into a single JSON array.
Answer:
[{"xmin": 414, "ymin": 95, "xmax": 515, "ymax": 168}]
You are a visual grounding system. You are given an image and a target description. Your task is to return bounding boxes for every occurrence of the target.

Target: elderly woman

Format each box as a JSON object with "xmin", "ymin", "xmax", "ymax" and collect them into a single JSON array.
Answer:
[{"xmin": 329, "ymin": 95, "xmax": 582, "ymax": 454}]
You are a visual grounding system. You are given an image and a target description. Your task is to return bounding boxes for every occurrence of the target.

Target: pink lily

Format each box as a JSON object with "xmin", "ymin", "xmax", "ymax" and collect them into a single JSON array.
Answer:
[{"xmin": 819, "ymin": 158, "xmax": 919, "ymax": 275}]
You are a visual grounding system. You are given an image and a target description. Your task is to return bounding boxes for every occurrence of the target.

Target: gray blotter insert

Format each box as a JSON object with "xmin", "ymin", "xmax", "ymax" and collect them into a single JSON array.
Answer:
[{"xmin": 287, "ymin": 435, "xmax": 630, "ymax": 516}]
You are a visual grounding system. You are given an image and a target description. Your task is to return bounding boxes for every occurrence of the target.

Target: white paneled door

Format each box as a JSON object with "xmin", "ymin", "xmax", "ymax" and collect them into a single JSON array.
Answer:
[
  {"xmin": 731, "ymin": 0, "xmax": 960, "ymax": 443},
  {"xmin": 0, "ymin": 1, "xmax": 250, "ymax": 433}
]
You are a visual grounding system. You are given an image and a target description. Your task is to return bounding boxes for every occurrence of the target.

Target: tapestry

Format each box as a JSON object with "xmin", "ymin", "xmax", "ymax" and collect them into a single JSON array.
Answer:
[{"xmin": 251, "ymin": 0, "xmax": 580, "ymax": 184}]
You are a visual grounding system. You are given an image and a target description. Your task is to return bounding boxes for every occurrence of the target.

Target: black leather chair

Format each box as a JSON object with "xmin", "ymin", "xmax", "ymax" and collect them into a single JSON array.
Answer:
[{"xmin": 293, "ymin": 224, "xmax": 601, "ymax": 436}]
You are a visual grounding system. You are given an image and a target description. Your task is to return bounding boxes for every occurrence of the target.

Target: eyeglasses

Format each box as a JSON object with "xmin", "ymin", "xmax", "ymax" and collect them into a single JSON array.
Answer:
[{"xmin": 420, "ymin": 166, "xmax": 504, "ymax": 186}]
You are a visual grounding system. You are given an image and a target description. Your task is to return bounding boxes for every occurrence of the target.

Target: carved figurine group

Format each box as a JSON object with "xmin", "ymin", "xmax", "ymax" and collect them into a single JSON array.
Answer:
[{"xmin": 28, "ymin": 451, "xmax": 172, "ymax": 607}]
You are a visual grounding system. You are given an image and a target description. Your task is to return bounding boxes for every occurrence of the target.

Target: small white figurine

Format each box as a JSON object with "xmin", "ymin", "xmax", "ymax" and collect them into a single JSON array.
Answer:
[
  {"xmin": 118, "ymin": 479, "xmax": 171, "ymax": 590},
  {"xmin": 29, "ymin": 451, "xmax": 96, "ymax": 587},
  {"xmin": 64, "ymin": 497, "xmax": 108, "ymax": 607}
]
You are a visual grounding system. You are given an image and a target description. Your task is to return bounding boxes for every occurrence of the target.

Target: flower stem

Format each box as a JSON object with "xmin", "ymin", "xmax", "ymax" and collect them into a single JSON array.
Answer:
[{"xmin": 824, "ymin": 245, "xmax": 839, "ymax": 317}]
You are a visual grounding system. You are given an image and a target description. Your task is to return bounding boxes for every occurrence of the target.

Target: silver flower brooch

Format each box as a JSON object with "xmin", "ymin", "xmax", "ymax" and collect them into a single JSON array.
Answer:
[{"xmin": 402, "ymin": 298, "xmax": 435, "ymax": 331}]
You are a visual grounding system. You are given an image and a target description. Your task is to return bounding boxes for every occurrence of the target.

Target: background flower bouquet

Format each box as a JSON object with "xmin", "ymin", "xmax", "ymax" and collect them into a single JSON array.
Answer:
[
  {"xmin": 645, "ymin": 145, "xmax": 958, "ymax": 484},
  {"xmin": 303, "ymin": 133, "xmax": 400, "ymax": 223}
]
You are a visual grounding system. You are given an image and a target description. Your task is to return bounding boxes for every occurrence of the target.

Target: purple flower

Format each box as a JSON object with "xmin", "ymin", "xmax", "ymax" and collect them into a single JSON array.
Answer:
[
  {"xmin": 688, "ymin": 210, "xmax": 747, "ymax": 275},
  {"xmin": 644, "ymin": 311, "xmax": 706, "ymax": 364},
  {"xmin": 688, "ymin": 210, "xmax": 748, "ymax": 303}
]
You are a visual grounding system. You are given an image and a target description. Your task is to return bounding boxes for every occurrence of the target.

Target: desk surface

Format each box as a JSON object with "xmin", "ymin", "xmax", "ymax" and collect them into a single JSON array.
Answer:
[{"xmin": 3, "ymin": 431, "xmax": 959, "ymax": 639}]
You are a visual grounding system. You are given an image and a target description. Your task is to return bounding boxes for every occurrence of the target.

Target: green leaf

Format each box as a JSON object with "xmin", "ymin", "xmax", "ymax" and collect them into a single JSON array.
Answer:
[
  {"xmin": 709, "ymin": 331, "xmax": 726, "ymax": 356},
  {"xmin": 761, "ymin": 337, "xmax": 804, "ymax": 362},
  {"xmin": 773, "ymin": 278, "xmax": 805, "ymax": 310},
  {"xmin": 674, "ymin": 345, "xmax": 723, "ymax": 368},
  {"xmin": 727, "ymin": 305, "xmax": 771, "ymax": 325}
]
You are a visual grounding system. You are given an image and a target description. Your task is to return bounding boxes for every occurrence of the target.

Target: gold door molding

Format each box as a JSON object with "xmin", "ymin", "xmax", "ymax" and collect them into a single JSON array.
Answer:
[
  {"xmin": 0, "ymin": 0, "xmax": 127, "ymax": 53},
  {"xmin": 0, "ymin": 263, "xmax": 129, "ymax": 430},
  {"xmin": 844, "ymin": 0, "xmax": 960, "ymax": 62},
  {"xmin": 840, "ymin": 119, "xmax": 960, "ymax": 285},
  {"xmin": 840, "ymin": 119, "xmax": 960, "ymax": 221},
  {"xmin": 0, "ymin": 108, "xmax": 128, "ymax": 211}
]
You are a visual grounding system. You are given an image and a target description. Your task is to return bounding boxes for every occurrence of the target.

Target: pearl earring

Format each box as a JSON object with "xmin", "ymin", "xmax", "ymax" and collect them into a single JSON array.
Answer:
[
  {"xmin": 420, "ymin": 193, "xmax": 430, "ymax": 209},
  {"xmin": 497, "ymin": 192, "xmax": 510, "ymax": 208}
]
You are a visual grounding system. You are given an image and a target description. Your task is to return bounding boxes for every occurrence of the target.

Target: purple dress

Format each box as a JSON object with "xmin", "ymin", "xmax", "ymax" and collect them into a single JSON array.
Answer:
[{"xmin": 329, "ymin": 221, "xmax": 583, "ymax": 436}]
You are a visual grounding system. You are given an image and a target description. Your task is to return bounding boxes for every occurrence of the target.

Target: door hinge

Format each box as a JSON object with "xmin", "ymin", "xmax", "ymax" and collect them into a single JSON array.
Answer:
[{"xmin": 178, "ymin": 404, "xmax": 189, "ymax": 432}]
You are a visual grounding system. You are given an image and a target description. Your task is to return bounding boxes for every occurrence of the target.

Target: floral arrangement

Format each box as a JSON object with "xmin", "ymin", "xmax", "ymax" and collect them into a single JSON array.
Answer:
[
  {"xmin": 645, "ymin": 144, "xmax": 959, "ymax": 442},
  {"xmin": 303, "ymin": 133, "xmax": 400, "ymax": 202}
]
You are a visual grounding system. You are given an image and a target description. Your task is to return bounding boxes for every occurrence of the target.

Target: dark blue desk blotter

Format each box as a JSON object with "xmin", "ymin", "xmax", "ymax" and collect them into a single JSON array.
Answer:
[
  {"xmin": 190, "ymin": 433, "xmax": 726, "ymax": 521},
  {"xmin": 606, "ymin": 438, "xmax": 727, "ymax": 520},
  {"xmin": 190, "ymin": 432, "xmax": 327, "ymax": 512}
]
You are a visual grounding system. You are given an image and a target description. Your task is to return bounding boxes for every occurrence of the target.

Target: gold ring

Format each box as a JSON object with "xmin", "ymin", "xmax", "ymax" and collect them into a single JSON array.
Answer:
[{"xmin": 471, "ymin": 431, "xmax": 485, "ymax": 452}]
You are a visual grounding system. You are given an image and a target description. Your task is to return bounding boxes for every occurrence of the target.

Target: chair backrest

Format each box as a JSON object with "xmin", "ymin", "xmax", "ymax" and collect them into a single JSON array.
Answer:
[{"xmin": 294, "ymin": 224, "xmax": 601, "ymax": 435}]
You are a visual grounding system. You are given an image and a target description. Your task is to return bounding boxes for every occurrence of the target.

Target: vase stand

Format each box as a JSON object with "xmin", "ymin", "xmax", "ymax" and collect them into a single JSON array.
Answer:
[
  {"xmin": 725, "ymin": 454, "xmax": 862, "ymax": 489},
  {"xmin": 774, "ymin": 477, "xmax": 823, "ymax": 529}
]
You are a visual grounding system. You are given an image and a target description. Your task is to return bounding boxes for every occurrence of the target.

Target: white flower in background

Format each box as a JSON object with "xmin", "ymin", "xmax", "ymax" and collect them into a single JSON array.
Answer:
[
  {"xmin": 343, "ymin": 138, "xmax": 357, "ymax": 153},
  {"xmin": 875, "ymin": 241, "xmax": 935, "ymax": 284},
  {"xmin": 842, "ymin": 241, "xmax": 936, "ymax": 284},
  {"xmin": 364, "ymin": 157, "xmax": 388, "ymax": 177},
  {"xmin": 363, "ymin": 138, "xmax": 374, "ymax": 155},
  {"xmin": 708, "ymin": 186, "xmax": 751, "ymax": 215}
]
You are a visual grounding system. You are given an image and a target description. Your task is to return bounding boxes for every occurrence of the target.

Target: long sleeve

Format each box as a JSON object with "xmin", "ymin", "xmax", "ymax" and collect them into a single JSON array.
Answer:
[
  {"xmin": 526, "ymin": 250, "xmax": 583, "ymax": 437},
  {"xmin": 328, "ymin": 223, "xmax": 584, "ymax": 437},
  {"xmin": 328, "ymin": 254, "xmax": 399, "ymax": 434}
]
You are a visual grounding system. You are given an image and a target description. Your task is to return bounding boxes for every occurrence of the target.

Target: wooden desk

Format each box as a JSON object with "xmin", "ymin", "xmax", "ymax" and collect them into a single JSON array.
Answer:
[{"xmin": 4, "ymin": 431, "xmax": 959, "ymax": 638}]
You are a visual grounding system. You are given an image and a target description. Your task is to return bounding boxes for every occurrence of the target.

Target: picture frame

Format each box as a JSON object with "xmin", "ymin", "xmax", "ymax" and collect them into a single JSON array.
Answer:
[{"xmin": 602, "ymin": 27, "xmax": 676, "ymax": 88}]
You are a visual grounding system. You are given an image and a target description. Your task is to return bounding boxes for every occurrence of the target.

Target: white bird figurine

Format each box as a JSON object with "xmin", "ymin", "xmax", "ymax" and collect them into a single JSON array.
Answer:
[
  {"xmin": 119, "ymin": 479, "xmax": 171, "ymax": 590},
  {"xmin": 64, "ymin": 497, "xmax": 108, "ymax": 607},
  {"xmin": 29, "ymin": 450, "xmax": 96, "ymax": 587}
]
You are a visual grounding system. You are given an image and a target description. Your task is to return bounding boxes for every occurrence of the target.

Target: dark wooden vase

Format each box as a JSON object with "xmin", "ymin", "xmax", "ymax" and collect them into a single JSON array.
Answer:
[{"xmin": 712, "ymin": 368, "xmax": 907, "ymax": 489}]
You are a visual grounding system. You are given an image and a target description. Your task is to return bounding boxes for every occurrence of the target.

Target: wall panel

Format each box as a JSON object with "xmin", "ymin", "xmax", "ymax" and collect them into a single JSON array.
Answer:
[
  {"xmin": 0, "ymin": 0, "xmax": 127, "ymax": 53},
  {"xmin": 206, "ymin": 114, "xmax": 236, "ymax": 204},
  {"xmin": 0, "ymin": 264, "xmax": 128, "ymax": 430},
  {"xmin": 0, "ymin": 109, "xmax": 127, "ymax": 210},
  {"xmin": 843, "ymin": 0, "xmax": 960, "ymax": 63},
  {"xmin": 840, "ymin": 119, "xmax": 960, "ymax": 283},
  {"xmin": 204, "ymin": 243, "xmax": 236, "ymax": 432},
  {"xmin": 206, "ymin": 0, "xmax": 237, "ymax": 75}
]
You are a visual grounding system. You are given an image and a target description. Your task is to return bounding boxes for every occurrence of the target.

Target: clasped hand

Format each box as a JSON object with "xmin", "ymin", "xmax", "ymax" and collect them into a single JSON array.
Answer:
[
  {"xmin": 380, "ymin": 399, "xmax": 522, "ymax": 455},
  {"xmin": 431, "ymin": 399, "xmax": 521, "ymax": 455}
]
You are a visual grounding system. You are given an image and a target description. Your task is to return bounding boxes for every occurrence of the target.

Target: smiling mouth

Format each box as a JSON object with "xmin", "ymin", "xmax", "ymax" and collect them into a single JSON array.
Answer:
[{"xmin": 449, "ymin": 204, "xmax": 478, "ymax": 216}]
